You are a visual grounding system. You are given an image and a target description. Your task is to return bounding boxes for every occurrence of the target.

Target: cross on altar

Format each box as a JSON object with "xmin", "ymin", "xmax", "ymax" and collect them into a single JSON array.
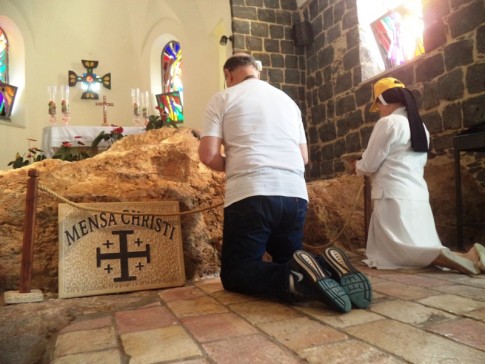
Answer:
[{"xmin": 96, "ymin": 96, "xmax": 114, "ymax": 126}]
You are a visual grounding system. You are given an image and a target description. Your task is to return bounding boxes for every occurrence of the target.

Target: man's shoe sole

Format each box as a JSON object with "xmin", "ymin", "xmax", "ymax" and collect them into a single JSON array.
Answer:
[
  {"xmin": 293, "ymin": 250, "xmax": 351, "ymax": 313},
  {"xmin": 323, "ymin": 247, "xmax": 372, "ymax": 309}
]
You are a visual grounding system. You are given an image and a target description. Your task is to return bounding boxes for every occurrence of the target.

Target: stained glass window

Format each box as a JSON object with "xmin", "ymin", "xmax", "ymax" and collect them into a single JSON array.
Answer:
[
  {"xmin": 159, "ymin": 41, "xmax": 183, "ymax": 124},
  {"xmin": 0, "ymin": 26, "xmax": 9, "ymax": 83},
  {"xmin": 162, "ymin": 41, "xmax": 182, "ymax": 93},
  {"xmin": 370, "ymin": 3, "xmax": 424, "ymax": 69}
]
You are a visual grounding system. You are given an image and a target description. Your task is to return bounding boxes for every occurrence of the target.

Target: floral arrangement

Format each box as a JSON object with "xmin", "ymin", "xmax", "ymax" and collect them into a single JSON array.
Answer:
[
  {"xmin": 52, "ymin": 136, "xmax": 90, "ymax": 161},
  {"xmin": 8, "ymin": 138, "xmax": 46, "ymax": 169},
  {"xmin": 91, "ymin": 125, "xmax": 125, "ymax": 150},
  {"xmin": 145, "ymin": 113, "xmax": 178, "ymax": 130},
  {"xmin": 8, "ymin": 126, "xmax": 127, "ymax": 168},
  {"xmin": 48, "ymin": 100, "xmax": 56, "ymax": 116}
]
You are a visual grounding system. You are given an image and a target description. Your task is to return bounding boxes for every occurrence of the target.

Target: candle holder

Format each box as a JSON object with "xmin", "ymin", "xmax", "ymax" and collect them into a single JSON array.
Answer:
[
  {"xmin": 47, "ymin": 85, "xmax": 57, "ymax": 125},
  {"xmin": 60, "ymin": 85, "xmax": 70, "ymax": 125},
  {"xmin": 131, "ymin": 88, "xmax": 143, "ymax": 126},
  {"xmin": 141, "ymin": 90, "xmax": 149, "ymax": 126}
]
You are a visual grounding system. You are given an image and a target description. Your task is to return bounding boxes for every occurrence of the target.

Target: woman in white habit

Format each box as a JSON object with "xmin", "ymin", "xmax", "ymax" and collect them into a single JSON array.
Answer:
[{"xmin": 354, "ymin": 77, "xmax": 484, "ymax": 274}]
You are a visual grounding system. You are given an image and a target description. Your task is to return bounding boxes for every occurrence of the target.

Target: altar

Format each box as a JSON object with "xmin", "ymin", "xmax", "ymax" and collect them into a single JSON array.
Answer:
[{"xmin": 41, "ymin": 125, "xmax": 146, "ymax": 157}]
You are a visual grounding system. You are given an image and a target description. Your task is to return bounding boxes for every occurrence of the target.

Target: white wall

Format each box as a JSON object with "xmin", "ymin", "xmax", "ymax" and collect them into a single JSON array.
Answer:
[{"xmin": 0, "ymin": 0, "xmax": 232, "ymax": 170}]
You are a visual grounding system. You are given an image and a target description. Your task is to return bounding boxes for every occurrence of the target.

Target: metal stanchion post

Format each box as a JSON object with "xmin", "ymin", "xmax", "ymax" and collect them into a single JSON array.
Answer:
[
  {"xmin": 4, "ymin": 168, "xmax": 44, "ymax": 304},
  {"xmin": 364, "ymin": 176, "xmax": 371, "ymax": 243}
]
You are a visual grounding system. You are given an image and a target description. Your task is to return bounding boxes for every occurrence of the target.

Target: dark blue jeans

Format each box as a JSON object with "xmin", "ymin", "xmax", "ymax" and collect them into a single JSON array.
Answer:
[{"xmin": 220, "ymin": 195, "xmax": 308, "ymax": 301}]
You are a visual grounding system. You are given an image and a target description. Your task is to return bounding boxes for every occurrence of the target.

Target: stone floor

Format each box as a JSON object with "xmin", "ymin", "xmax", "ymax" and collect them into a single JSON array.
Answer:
[{"xmin": 46, "ymin": 254, "xmax": 485, "ymax": 364}]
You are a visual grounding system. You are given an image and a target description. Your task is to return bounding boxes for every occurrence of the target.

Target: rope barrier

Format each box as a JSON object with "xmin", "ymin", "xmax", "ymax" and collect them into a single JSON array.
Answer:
[
  {"xmin": 38, "ymin": 180, "xmax": 365, "ymax": 250},
  {"xmin": 37, "ymin": 183, "xmax": 224, "ymax": 217},
  {"xmin": 303, "ymin": 183, "xmax": 365, "ymax": 253}
]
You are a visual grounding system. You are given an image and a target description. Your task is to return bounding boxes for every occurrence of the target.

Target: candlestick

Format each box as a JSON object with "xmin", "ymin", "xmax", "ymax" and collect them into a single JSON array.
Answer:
[{"xmin": 47, "ymin": 85, "xmax": 57, "ymax": 125}]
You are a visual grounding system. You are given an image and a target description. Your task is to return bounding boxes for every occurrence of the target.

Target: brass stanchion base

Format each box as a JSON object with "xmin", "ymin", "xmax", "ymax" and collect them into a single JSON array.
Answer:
[{"xmin": 3, "ymin": 289, "xmax": 44, "ymax": 304}]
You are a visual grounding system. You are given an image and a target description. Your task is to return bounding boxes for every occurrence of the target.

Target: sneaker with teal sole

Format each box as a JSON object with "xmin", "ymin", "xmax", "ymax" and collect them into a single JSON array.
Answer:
[
  {"xmin": 317, "ymin": 247, "xmax": 372, "ymax": 309},
  {"xmin": 291, "ymin": 250, "xmax": 351, "ymax": 313}
]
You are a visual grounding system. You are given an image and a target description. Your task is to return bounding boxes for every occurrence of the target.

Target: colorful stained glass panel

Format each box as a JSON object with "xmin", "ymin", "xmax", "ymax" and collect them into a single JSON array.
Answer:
[
  {"xmin": 370, "ymin": 4, "xmax": 424, "ymax": 69},
  {"xmin": 0, "ymin": 83, "xmax": 17, "ymax": 118},
  {"xmin": 156, "ymin": 91, "xmax": 184, "ymax": 123},
  {"xmin": 0, "ymin": 27, "xmax": 8, "ymax": 83}
]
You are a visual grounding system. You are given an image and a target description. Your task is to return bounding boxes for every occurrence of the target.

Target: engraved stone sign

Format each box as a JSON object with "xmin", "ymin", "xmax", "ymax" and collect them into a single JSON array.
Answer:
[{"xmin": 58, "ymin": 202, "xmax": 185, "ymax": 298}]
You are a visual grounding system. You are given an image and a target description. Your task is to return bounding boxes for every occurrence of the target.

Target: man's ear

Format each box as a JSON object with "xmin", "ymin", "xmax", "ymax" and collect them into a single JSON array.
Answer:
[{"xmin": 224, "ymin": 69, "xmax": 231, "ymax": 81}]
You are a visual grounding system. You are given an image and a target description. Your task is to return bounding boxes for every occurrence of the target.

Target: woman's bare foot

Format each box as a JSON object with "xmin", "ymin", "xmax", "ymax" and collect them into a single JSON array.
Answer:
[
  {"xmin": 431, "ymin": 249, "xmax": 480, "ymax": 275},
  {"xmin": 473, "ymin": 243, "xmax": 485, "ymax": 272}
]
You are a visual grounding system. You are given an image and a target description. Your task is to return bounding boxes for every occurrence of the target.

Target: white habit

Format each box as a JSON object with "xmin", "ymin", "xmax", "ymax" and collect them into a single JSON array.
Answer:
[{"xmin": 356, "ymin": 107, "xmax": 444, "ymax": 269}]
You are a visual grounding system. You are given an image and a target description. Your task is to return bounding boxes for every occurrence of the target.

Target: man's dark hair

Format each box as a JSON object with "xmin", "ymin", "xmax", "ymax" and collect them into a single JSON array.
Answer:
[{"xmin": 223, "ymin": 54, "xmax": 258, "ymax": 71}]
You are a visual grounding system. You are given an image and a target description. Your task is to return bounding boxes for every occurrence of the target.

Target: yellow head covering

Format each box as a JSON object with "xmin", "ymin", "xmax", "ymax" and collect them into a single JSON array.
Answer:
[{"xmin": 370, "ymin": 77, "xmax": 406, "ymax": 112}]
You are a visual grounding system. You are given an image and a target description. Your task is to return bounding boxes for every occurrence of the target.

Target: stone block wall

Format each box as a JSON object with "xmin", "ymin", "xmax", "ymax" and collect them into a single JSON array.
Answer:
[
  {"xmin": 229, "ymin": 0, "xmax": 484, "ymax": 186},
  {"xmin": 230, "ymin": 0, "xmax": 308, "ymax": 122}
]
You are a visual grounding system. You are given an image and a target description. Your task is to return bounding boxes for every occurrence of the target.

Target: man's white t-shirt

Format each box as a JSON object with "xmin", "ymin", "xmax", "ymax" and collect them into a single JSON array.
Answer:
[{"xmin": 202, "ymin": 78, "xmax": 308, "ymax": 207}]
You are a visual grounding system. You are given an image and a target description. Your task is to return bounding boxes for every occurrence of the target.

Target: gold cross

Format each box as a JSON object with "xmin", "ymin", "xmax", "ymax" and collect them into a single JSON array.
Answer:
[{"xmin": 95, "ymin": 96, "xmax": 114, "ymax": 126}]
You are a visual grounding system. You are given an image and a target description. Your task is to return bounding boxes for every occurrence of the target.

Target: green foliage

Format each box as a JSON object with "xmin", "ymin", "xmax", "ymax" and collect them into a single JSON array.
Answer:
[
  {"xmin": 52, "ymin": 144, "xmax": 90, "ymax": 161},
  {"xmin": 52, "ymin": 136, "xmax": 92, "ymax": 161},
  {"xmin": 91, "ymin": 126, "xmax": 125, "ymax": 150},
  {"xmin": 145, "ymin": 114, "xmax": 178, "ymax": 131},
  {"xmin": 8, "ymin": 148, "xmax": 46, "ymax": 169}
]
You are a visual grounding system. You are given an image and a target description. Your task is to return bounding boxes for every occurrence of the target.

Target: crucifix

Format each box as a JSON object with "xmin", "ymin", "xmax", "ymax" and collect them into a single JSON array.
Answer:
[{"xmin": 96, "ymin": 96, "xmax": 114, "ymax": 126}]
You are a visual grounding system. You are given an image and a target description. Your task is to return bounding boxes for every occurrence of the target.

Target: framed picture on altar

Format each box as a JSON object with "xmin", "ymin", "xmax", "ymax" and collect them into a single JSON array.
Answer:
[
  {"xmin": 156, "ymin": 91, "xmax": 184, "ymax": 124},
  {"xmin": 0, "ymin": 82, "xmax": 18, "ymax": 120}
]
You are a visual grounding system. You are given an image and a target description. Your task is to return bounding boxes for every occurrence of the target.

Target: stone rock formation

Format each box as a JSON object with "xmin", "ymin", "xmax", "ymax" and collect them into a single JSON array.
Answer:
[{"xmin": 0, "ymin": 127, "xmax": 483, "ymax": 295}]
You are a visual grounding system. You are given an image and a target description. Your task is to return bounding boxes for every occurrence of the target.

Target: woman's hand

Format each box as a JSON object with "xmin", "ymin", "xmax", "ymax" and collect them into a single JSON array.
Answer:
[{"xmin": 350, "ymin": 160, "xmax": 357, "ymax": 175}]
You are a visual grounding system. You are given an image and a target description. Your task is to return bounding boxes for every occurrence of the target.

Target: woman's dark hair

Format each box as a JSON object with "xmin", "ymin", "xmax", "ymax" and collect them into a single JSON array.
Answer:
[{"xmin": 381, "ymin": 87, "xmax": 429, "ymax": 152}]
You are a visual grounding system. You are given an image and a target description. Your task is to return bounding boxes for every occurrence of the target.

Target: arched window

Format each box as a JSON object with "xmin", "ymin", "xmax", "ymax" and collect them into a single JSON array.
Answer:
[
  {"xmin": 358, "ymin": 0, "xmax": 425, "ymax": 80},
  {"xmin": 159, "ymin": 41, "xmax": 183, "ymax": 123},
  {"xmin": 162, "ymin": 41, "xmax": 182, "ymax": 94},
  {"xmin": 0, "ymin": 26, "xmax": 9, "ymax": 83}
]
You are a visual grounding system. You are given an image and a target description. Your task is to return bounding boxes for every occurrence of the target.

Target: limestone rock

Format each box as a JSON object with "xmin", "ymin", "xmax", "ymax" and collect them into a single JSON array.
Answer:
[
  {"xmin": 0, "ymin": 127, "xmax": 483, "ymax": 295},
  {"xmin": 0, "ymin": 128, "xmax": 225, "ymax": 294}
]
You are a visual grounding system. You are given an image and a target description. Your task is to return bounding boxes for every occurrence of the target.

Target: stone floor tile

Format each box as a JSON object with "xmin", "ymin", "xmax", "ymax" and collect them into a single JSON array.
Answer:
[
  {"xmin": 426, "ymin": 318, "xmax": 485, "ymax": 351},
  {"xmin": 52, "ymin": 348, "xmax": 123, "ymax": 364},
  {"xmin": 344, "ymin": 318, "xmax": 485, "ymax": 363},
  {"xmin": 370, "ymin": 299, "xmax": 454, "ymax": 326},
  {"xmin": 59, "ymin": 315, "xmax": 113, "ymax": 334},
  {"xmin": 211, "ymin": 289, "xmax": 257, "ymax": 305},
  {"xmin": 464, "ymin": 307, "xmax": 485, "ymax": 321},
  {"xmin": 181, "ymin": 312, "xmax": 258, "ymax": 342},
  {"xmin": 379, "ymin": 273, "xmax": 449, "ymax": 288},
  {"xmin": 423, "ymin": 274, "xmax": 485, "ymax": 289},
  {"xmin": 364, "ymin": 268, "xmax": 425, "ymax": 278},
  {"xmin": 115, "ymin": 306, "xmax": 178, "ymax": 334},
  {"xmin": 370, "ymin": 291, "xmax": 389, "ymax": 302},
  {"xmin": 120, "ymin": 325, "xmax": 202, "ymax": 364},
  {"xmin": 372, "ymin": 280, "xmax": 440, "ymax": 300},
  {"xmin": 202, "ymin": 333, "xmax": 301, "ymax": 364},
  {"xmin": 418, "ymin": 271, "xmax": 478, "ymax": 283},
  {"xmin": 431, "ymin": 284, "xmax": 485, "ymax": 301},
  {"xmin": 417, "ymin": 294, "xmax": 485, "ymax": 315},
  {"xmin": 295, "ymin": 303, "xmax": 384, "ymax": 328},
  {"xmin": 55, "ymin": 326, "xmax": 118, "ymax": 357},
  {"xmin": 167, "ymin": 295, "xmax": 228, "ymax": 318},
  {"xmin": 258, "ymin": 316, "xmax": 347, "ymax": 351},
  {"xmin": 297, "ymin": 339, "xmax": 406, "ymax": 364},
  {"xmin": 367, "ymin": 276, "xmax": 392, "ymax": 286},
  {"xmin": 193, "ymin": 277, "xmax": 224, "ymax": 294},
  {"xmin": 229, "ymin": 300, "xmax": 302, "ymax": 325},
  {"xmin": 159, "ymin": 286, "xmax": 206, "ymax": 302}
]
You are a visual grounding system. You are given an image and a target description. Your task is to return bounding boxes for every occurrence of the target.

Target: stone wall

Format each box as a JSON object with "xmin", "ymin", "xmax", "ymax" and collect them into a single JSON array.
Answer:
[
  {"xmin": 230, "ymin": 0, "xmax": 308, "ymax": 123},
  {"xmin": 229, "ymin": 0, "xmax": 484, "ymax": 187}
]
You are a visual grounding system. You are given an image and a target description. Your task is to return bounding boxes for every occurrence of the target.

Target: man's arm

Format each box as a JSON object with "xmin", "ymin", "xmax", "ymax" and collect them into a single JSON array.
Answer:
[
  {"xmin": 198, "ymin": 136, "xmax": 225, "ymax": 172},
  {"xmin": 299, "ymin": 143, "xmax": 309, "ymax": 165}
]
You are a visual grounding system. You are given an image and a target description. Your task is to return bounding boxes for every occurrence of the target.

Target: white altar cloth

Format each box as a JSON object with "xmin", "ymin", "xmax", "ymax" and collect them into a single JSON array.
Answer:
[{"xmin": 41, "ymin": 125, "xmax": 146, "ymax": 157}]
